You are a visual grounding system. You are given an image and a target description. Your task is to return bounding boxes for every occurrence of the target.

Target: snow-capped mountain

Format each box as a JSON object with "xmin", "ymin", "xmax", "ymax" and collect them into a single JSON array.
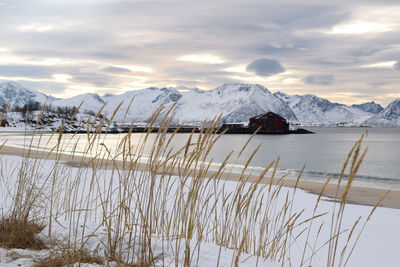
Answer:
[
  {"xmin": 102, "ymin": 87, "xmax": 182, "ymax": 122},
  {"xmin": 52, "ymin": 83, "xmax": 297, "ymax": 125},
  {"xmin": 1, "ymin": 81, "xmax": 398, "ymax": 127},
  {"xmin": 274, "ymin": 91, "xmax": 374, "ymax": 126},
  {"xmin": 51, "ymin": 87, "xmax": 183, "ymax": 123},
  {"xmin": 364, "ymin": 98, "xmax": 400, "ymax": 127},
  {"xmin": 52, "ymin": 93, "xmax": 106, "ymax": 113},
  {"xmin": 352, "ymin": 101, "xmax": 383, "ymax": 114},
  {"xmin": 173, "ymin": 83, "xmax": 296, "ymax": 124},
  {"xmin": 0, "ymin": 81, "xmax": 50, "ymax": 109}
]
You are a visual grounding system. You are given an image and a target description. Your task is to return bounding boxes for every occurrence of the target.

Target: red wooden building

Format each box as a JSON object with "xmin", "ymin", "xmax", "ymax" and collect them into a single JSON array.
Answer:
[{"xmin": 249, "ymin": 112, "xmax": 289, "ymax": 134}]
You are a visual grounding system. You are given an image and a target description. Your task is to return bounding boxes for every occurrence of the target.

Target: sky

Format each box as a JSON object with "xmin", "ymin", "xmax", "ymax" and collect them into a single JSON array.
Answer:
[{"xmin": 0, "ymin": 0, "xmax": 399, "ymax": 105}]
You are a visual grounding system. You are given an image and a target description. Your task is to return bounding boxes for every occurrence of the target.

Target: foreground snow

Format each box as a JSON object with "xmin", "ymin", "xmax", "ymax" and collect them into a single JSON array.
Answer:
[{"xmin": 0, "ymin": 153, "xmax": 399, "ymax": 267}]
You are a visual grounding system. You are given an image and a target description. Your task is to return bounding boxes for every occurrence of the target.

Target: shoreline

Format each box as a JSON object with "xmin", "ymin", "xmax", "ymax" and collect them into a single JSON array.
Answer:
[{"xmin": 1, "ymin": 144, "xmax": 399, "ymax": 209}]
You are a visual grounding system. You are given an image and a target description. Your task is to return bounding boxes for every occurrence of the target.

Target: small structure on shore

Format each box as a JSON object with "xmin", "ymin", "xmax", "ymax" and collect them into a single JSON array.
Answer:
[
  {"xmin": 0, "ymin": 119, "xmax": 9, "ymax": 127},
  {"xmin": 76, "ymin": 112, "xmax": 312, "ymax": 135},
  {"xmin": 249, "ymin": 112, "xmax": 289, "ymax": 134},
  {"xmin": 221, "ymin": 123, "xmax": 248, "ymax": 133}
]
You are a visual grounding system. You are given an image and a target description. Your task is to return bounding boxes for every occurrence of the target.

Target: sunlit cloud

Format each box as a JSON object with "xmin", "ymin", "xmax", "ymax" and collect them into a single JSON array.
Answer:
[
  {"xmin": 229, "ymin": 75, "xmax": 266, "ymax": 82},
  {"xmin": 0, "ymin": 0, "xmax": 399, "ymax": 105},
  {"xmin": 361, "ymin": 61, "xmax": 397, "ymax": 68},
  {"xmin": 0, "ymin": 76, "xmax": 52, "ymax": 82},
  {"xmin": 178, "ymin": 55, "xmax": 225, "ymax": 64},
  {"xmin": 327, "ymin": 22, "xmax": 394, "ymax": 34},
  {"xmin": 325, "ymin": 7, "xmax": 400, "ymax": 35},
  {"xmin": 0, "ymin": 54, "xmax": 76, "ymax": 66},
  {"xmin": 17, "ymin": 23, "xmax": 55, "ymax": 32},
  {"xmin": 383, "ymin": 93, "xmax": 400, "ymax": 98},
  {"xmin": 222, "ymin": 65, "xmax": 247, "ymax": 73},
  {"xmin": 282, "ymin": 77, "xmax": 301, "ymax": 84},
  {"xmin": 66, "ymin": 85, "xmax": 100, "ymax": 95},
  {"xmin": 52, "ymin": 74, "xmax": 73, "ymax": 83}
]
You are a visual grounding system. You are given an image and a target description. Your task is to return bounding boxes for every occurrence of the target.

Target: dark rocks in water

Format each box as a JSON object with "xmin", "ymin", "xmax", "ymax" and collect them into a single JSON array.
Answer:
[
  {"xmin": 63, "ymin": 124, "xmax": 314, "ymax": 135},
  {"xmin": 221, "ymin": 124, "xmax": 314, "ymax": 135},
  {"xmin": 289, "ymin": 128, "xmax": 314, "ymax": 134}
]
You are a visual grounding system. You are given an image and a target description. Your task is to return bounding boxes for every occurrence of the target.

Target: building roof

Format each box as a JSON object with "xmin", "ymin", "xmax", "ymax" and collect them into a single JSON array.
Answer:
[{"xmin": 250, "ymin": 111, "xmax": 284, "ymax": 121}]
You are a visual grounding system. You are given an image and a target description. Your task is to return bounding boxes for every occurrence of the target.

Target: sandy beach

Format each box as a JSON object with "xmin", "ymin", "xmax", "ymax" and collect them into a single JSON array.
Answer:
[{"xmin": 1, "ymin": 144, "xmax": 399, "ymax": 209}]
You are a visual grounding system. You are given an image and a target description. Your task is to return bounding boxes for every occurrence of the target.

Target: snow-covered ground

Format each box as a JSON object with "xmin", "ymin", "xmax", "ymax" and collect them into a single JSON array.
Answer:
[
  {"xmin": 0, "ymin": 151, "xmax": 399, "ymax": 266},
  {"xmin": 0, "ymin": 110, "xmax": 116, "ymax": 133}
]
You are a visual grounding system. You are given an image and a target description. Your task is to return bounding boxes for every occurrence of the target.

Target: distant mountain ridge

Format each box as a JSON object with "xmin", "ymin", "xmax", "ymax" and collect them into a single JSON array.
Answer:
[
  {"xmin": 364, "ymin": 99, "xmax": 400, "ymax": 127},
  {"xmin": 351, "ymin": 101, "xmax": 383, "ymax": 114},
  {"xmin": 274, "ymin": 91, "xmax": 375, "ymax": 126},
  {"xmin": 173, "ymin": 83, "xmax": 297, "ymax": 124},
  {"xmin": 0, "ymin": 81, "xmax": 398, "ymax": 127},
  {"xmin": 0, "ymin": 81, "xmax": 50, "ymax": 108}
]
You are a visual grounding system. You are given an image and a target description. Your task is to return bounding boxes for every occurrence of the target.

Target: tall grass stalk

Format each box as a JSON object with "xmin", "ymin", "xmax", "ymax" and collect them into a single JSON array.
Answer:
[{"xmin": 0, "ymin": 103, "xmax": 385, "ymax": 266}]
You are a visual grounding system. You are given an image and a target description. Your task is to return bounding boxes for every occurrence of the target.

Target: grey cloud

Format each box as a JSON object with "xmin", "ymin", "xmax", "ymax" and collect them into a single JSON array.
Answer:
[
  {"xmin": 246, "ymin": 59, "xmax": 285, "ymax": 77},
  {"xmin": 395, "ymin": 61, "xmax": 400, "ymax": 71},
  {"xmin": 102, "ymin": 66, "xmax": 132, "ymax": 74},
  {"xmin": 89, "ymin": 52, "xmax": 132, "ymax": 60},
  {"xmin": 304, "ymin": 74, "xmax": 335, "ymax": 85},
  {"xmin": 253, "ymin": 44, "xmax": 301, "ymax": 55},
  {"xmin": 71, "ymin": 71, "xmax": 117, "ymax": 87},
  {"xmin": 0, "ymin": 0, "xmax": 399, "ymax": 105},
  {"xmin": 350, "ymin": 48, "xmax": 382, "ymax": 57},
  {"xmin": 15, "ymin": 49, "xmax": 72, "ymax": 58},
  {"xmin": 370, "ymin": 81, "xmax": 388, "ymax": 87},
  {"xmin": 0, "ymin": 65, "xmax": 54, "ymax": 78}
]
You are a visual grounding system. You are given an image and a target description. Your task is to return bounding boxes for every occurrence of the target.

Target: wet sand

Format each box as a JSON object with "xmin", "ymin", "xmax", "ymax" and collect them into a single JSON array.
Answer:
[{"xmin": 1, "ymin": 144, "xmax": 399, "ymax": 209}]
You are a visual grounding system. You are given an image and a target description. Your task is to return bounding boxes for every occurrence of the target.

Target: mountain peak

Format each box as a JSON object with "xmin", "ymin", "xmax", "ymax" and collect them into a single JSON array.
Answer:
[
  {"xmin": 364, "ymin": 98, "xmax": 400, "ymax": 127},
  {"xmin": 216, "ymin": 83, "xmax": 271, "ymax": 95},
  {"xmin": 0, "ymin": 81, "xmax": 23, "ymax": 87},
  {"xmin": 352, "ymin": 101, "xmax": 384, "ymax": 114},
  {"xmin": 0, "ymin": 81, "xmax": 48, "ymax": 108}
]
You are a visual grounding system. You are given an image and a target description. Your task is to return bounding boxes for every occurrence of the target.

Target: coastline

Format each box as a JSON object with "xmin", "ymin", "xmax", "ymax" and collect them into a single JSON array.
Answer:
[{"xmin": 1, "ymin": 144, "xmax": 399, "ymax": 209}]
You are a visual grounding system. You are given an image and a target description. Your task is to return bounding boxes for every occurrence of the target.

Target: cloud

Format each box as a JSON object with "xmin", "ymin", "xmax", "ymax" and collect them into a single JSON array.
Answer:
[
  {"xmin": 395, "ymin": 61, "xmax": 400, "ymax": 70},
  {"xmin": 102, "ymin": 66, "xmax": 132, "ymax": 74},
  {"xmin": 0, "ymin": 0, "xmax": 399, "ymax": 105},
  {"xmin": 362, "ymin": 61, "xmax": 397, "ymax": 68},
  {"xmin": 0, "ymin": 65, "xmax": 54, "ymax": 78},
  {"xmin": 17, "ymin": 23, "xmax": 55, "ymax": 33},
  {"xmin": 304, "ymin": 74, "xmax": 335, "ymax": 85},
  {"xmin": 178, "ymin": 55, "xmax": 225, "ymax": 64},
  {"xmin": 89, "ymin": 52, "xmax": 131, "ymax": 60},
  {"xmin": 246, "ymin": 59, "xmax": 285, "ymax": 77},
  {"xmin": 70, "ymin": 71, "xmax": 117, "ymax": 87}
]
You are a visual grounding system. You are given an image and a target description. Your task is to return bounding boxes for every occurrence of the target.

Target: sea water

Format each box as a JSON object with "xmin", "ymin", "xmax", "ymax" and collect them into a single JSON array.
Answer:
[{"xmin": 2, "ymin": 127, "xmax": 400, "ymax": 189}]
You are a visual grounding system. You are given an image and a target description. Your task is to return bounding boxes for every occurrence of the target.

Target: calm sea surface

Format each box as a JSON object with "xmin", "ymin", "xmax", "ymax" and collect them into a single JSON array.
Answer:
[{"xmin": 2, "ymin": 127, "xmax": 400, "ymax": 190}]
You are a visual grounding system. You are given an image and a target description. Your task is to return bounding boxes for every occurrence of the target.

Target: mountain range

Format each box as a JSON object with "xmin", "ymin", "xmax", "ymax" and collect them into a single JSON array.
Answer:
[{"xmin": 0, "ymin": 81, "xmax": 399, "ymax": 127}]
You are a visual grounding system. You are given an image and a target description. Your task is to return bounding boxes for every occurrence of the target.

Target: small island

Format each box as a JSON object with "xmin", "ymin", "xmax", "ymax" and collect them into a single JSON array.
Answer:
[
  {"xmin": 105, "ymin": 111, "xmax": 314, "ymax": 135},
  {"xmin": 221, "ymin": 111, "xmax": 314, "ymax": 134}
]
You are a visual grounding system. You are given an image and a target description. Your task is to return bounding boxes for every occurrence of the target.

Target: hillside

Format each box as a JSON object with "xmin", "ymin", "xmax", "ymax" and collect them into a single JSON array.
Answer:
[{"xmin": 1, "ymin": 81, "xmax": 398, "ymax": 128}]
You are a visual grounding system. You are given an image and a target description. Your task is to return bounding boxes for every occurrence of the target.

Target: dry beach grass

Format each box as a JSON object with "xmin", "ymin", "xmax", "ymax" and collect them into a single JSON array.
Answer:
[
  {"xmin": 1, "ymin": 144, "xmax": 397, "ymax": 209},
  {"xmin": 0, "ymin": 104, "xmax": 390, "ymax": 266}
]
